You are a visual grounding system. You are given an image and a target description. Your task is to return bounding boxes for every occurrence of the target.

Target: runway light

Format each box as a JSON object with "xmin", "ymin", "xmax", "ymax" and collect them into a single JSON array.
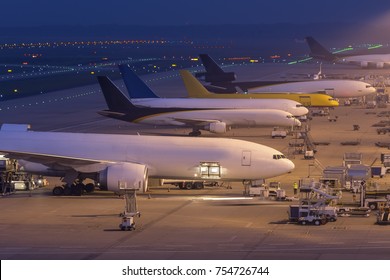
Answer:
[
  {"xmin": 7, "ymin": 69, "xmax": 12, "ymax": 73},
  {"xmin": 13, "ymin": 89, "xmax": 18, "ymax": 93},
  {"xmin": 90, "ymin": 71, "xmax": 95, "ymax": 75}
]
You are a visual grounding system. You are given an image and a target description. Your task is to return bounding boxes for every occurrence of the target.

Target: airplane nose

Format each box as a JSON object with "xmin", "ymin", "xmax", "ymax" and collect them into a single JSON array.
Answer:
[
  {"xmin": 301, "ymin": 107, "xmax": 309, "ymax": 115},
  {"xmin": 285, "ymin": 159, "xmax": 295, "ymax": 173}
]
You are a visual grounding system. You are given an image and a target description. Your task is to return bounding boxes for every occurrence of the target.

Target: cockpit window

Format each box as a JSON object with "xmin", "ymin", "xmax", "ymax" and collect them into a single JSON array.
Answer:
[{"xmin": 273, "ymin": 154, "xmax": 286, "ymax": 160}]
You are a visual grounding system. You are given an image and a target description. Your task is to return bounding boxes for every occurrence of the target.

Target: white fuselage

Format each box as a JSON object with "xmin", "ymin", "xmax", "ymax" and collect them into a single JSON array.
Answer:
[
  {"xmin": 0, "ymin": 130, "xmax": 295, "ymax": 180},
  {"xmin": 341, "ymin": 54, "xmax": 390, "ymax": 69},
  {"xmin": 136, "ymin": 109, "xmax": 301, "ymax": 128},
  {"xmin": 131, "ymin": 98, "xmax": 308, "ymax": 116},
  {"xmin": 247, "ymin": 80, "xmax": 376, "ymax": 98}
]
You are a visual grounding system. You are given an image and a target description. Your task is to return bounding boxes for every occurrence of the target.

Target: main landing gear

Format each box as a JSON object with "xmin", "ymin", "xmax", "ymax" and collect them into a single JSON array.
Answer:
[
  {"xmin": 189, "ymin": 129, "xmax": 201, "ymax": 136},
  {"xmin": 52, "ymin": 181, "xmax": 96, "ymax": 196}
]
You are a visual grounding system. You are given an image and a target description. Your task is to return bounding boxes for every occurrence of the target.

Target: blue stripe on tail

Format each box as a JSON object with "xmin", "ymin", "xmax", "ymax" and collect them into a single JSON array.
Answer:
[{"xmin": 118, "ymin": 64, "xmax": 159, "ymax": 98}]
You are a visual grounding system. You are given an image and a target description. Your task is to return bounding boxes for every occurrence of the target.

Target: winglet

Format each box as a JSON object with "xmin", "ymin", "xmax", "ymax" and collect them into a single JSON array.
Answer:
[
  {"xmin": 179, "ymin": 70, "xmax": 213, "ymax": 98},
  {"xmin": 118, "ymin": 64, "xmax": 159, "ymax": 98}
]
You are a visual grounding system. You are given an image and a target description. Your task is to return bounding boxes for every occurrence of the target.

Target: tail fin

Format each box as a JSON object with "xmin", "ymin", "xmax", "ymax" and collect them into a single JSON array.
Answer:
[
  {"xmin": 97, "ymin": 76, "xmax": 189, "ymax": 123},
  {"xmin": 196, "ymin": 54, "xmax": 236, "ymax": 83},
  {"xmin": 199, "ymin": 54, "xmax": 225, "ymax": 74},
  {"xmin": 305, "ymin": 36, "xmax": 337, "ymax": 61},
  {"xmin": 118, "ymin": 64, "xmax": 159, "ymax": 98},
  {"xmin": 180, "ymin": 70, "xmax": 214, "ymax": 98},
  {"xmin": 97, "ymin": 76, "xmax": 134, "ymax": 112}
]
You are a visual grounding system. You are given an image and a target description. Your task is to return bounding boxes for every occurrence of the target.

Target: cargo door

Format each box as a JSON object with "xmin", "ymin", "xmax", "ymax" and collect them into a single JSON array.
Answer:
[
  {"xmin": 299, "ymin": 96, "xmax": 311, "ymax": 106},
  {"xmin": 241, "ymin": 151, "xmax": 251, "ymax": 166}
]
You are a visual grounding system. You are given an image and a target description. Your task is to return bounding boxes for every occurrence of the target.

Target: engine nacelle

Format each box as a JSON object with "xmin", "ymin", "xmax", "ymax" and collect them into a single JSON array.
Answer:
[
  {"xmin": 207, "ymin": 122, "xmax": 227, "ymax": 134},
  {"xmin": 204, "ymin": 72, "xmax": 236, "ymax": 83},
  {"xmin": 360, "ymin": 61, "xmax": 369, "ymax": 68},
  {"xmin": 376, "ymin": 62, "xmax": 385, "ymax": 68},
  {"xmin": 98, "ymin": 162, "xmax": 148, "ymax": 193}
]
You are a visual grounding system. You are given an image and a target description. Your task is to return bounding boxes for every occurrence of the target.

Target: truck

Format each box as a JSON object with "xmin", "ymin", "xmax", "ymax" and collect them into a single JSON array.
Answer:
[
  {"xmin": 337, "ymin": 206, "xmax": 371, "ymax": 217},
  {"xmin": 289, "ymin": 205, "xmax": 337, "ymax": 224},
  {"xmin": 364, "ymin": 198, "xmax": 389, "ymax": 210},
  {"xmin": 304, "ymin": 150, "xmax": 315, "ymax": 159},
  {"xmin": 271, "ymin": 127, "xmax": 287, "ymax": 139},
  {"xmin": 297, "ymin": 208, "xmax": 328, "ymax": 225}
]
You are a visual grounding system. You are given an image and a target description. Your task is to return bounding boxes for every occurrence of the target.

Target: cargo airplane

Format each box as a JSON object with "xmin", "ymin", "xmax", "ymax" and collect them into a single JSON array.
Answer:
[
  {"xmin": 180, "ymin": 70, "xmax": 339, "ymax": 107},
  {"xmin": 197, "ymin": 54, "xmax": 376, "ymax": 97},
  {"xmin": 0, "ymin": 124, "xmax": 295, "ymax": 195},
  {"xmin": 97, "ymin": 76, "xmax": 301, "ymax": 136},
  {"xmin": 306, "ymin": 36, "xmax": 390, "ymax": 69},
  {"xmin": 119, "ymin": 65, "xmax": 308, "ymax": 117}
]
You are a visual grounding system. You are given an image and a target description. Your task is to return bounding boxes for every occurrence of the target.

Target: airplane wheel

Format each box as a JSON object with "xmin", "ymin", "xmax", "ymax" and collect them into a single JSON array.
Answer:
[
  {"xmin": 369, "ymin": 203, "xmax": 377, "ymax": 210},
  {"xmin": 63, "ymin": 185, "xmax": 72, "ymax": 196},
  {"xmin": 52, "ymin": 186, "xmax": 64, "ymax": 196},
  {"xmin": 71, "ymin": 183, "xmax": 84, "ymax": 196},
  {"xmin": 193, "ymin": 182, "xmax": 204, "ymax": 189},
  {"xmin": 84, "ymin": 183, "xmax": 95, "ymax": 193}
]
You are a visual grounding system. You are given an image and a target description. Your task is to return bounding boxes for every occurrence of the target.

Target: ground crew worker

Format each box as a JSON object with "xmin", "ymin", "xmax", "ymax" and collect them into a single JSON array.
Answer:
[{"xmin": 293, "ymin": 181, "xmax": 298, "ymax": 195}]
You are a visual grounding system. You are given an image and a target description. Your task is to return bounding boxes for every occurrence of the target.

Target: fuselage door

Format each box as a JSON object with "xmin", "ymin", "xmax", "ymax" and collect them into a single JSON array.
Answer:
[
  {"xmin": 242, "ymin": 150, "xmax": 251, "ymax": 166},
  {"xmin": 299, "ymin": 96, "xmax": 311, "ymax": 106}
]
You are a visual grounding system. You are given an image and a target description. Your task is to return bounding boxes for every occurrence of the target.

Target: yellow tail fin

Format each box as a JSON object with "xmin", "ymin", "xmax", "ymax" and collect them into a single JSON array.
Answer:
[{"xmin": 179, "ymin": 70, "xmax": 213, "ymax": 98}]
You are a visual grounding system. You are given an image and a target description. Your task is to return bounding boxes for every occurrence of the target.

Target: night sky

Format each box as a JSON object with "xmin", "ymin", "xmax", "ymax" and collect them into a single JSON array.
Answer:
[{"xmin": 1, "ymin": 0, "xmax": 390, "ymax": 26}]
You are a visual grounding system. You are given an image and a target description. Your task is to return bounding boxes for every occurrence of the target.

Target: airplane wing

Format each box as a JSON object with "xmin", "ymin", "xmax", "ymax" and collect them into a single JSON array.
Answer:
[
  {"xmin": 2, "ymin": 150, "xmax": 114, "ymax": 172},
  {"xmin": 170, "ymin": 118, "xmax": 222, "ymax": 127}
]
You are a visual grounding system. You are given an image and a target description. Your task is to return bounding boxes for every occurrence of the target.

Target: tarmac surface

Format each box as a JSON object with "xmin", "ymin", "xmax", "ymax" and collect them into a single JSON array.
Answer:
[{"xmin": 1, "ymin": 62, "xmax": 390, "ymax": 260}]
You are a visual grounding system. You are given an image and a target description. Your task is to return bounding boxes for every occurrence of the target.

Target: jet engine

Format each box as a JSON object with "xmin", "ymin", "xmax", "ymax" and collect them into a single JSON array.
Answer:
[
  {"xmin": 98, "ymin": 162, "xmax": 148, "ymax": 193},
  {"xmin": 376, "ymin": 62, "xmax": 385, "ymax": 69},
  {"xmin": 360, "ymin": 61, "xmax": 369, "ymax": 68},
  {"xmin": 207, "ymin": 122, "xmax": 227, "ymax": 134}
]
